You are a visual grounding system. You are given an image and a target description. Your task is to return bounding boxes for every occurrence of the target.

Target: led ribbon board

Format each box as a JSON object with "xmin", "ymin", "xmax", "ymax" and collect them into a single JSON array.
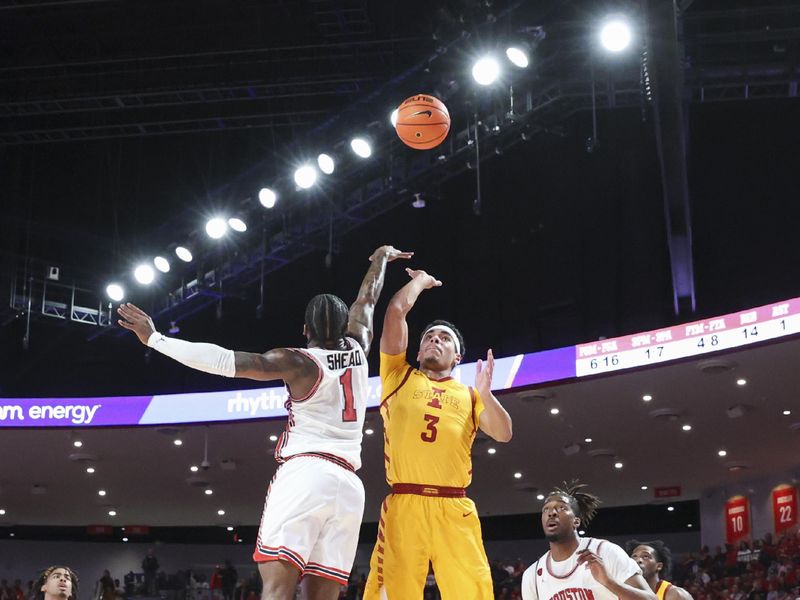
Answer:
[
  {"xmin": 574, "ymin": 297, "xmax": 800, "ymax": 376},
  {"xmin": 2, "ymin": 296, "xmax": 798, "ymax": 427}
]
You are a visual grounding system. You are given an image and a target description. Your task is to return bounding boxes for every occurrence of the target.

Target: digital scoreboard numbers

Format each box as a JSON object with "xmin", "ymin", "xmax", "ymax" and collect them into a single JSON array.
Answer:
[{"xmin": 575, "ymin": 298, "xmax": 800, "ymax": 377}]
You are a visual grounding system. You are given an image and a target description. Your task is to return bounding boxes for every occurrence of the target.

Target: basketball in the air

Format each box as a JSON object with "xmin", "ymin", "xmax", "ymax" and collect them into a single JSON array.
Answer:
[{"xmin": 394, "ymin": 94, "xmax": 450, "ymax": 150}]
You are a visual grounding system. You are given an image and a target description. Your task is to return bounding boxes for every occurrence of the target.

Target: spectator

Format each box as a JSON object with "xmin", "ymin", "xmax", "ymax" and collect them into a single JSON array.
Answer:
[
  {"xmin": 141, "ymin": 550, "xmax": 159, "ymax": 596},
  {"xmin": 209, "ymin": 568, "xmax": 221, "ymax": 600},
  {"xmin": 95, "ymin": 571, "xmax": 114, "ymax": 600},
  {"xmin": 219, "ymin": 562, "xmax": 236, "ymax": 600}
]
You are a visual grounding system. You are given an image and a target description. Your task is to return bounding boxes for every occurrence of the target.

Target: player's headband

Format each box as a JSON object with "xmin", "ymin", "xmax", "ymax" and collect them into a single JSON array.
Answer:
[{"xmin": 421, "ymin": 325, "xmax": 461, "ymax": 355}]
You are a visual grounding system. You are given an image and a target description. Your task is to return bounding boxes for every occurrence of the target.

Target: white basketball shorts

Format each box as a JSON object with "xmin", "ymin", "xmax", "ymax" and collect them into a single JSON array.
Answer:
[{"xmin": 252, "ymin": 453, "xmax": 365, "ymax": 585}]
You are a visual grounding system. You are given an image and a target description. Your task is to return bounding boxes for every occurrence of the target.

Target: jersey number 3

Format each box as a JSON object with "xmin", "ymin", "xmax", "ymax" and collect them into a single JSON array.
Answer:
[
  {"xmin": 421, "ymin": 414, "xmax": 439, "ymax": 442},
  {"xmin": 339, "ymin": 369, "xmax": 357, "ymax": 422}
]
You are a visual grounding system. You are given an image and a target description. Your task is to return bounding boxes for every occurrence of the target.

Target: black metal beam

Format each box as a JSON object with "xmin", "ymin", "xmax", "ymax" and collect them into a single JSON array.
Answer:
[{"xmin": 646, "ymin": 0, "xmax": 696, "ymax": 316}]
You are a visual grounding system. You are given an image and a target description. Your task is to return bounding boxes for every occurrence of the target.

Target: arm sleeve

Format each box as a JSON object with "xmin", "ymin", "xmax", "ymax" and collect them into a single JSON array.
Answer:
[
  {"xmin": 147, "ymin": 332, "xmax": 236, "ymax": 378},
  {"xmin": 600, "ymin": 541, "xmax": 643, "ymax": 584},
  {"xmin": 521, "ymin": 566, "xmax": 539, "ymax": 600}
]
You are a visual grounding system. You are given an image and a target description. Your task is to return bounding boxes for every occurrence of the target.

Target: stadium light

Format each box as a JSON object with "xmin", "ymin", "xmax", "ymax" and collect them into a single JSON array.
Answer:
[
  {"xmin": 258, "ymin": 187, "xmax": 277, "ymax": 209},
  {"xmin": 205, "ymin": 217, "xmax": 228, "ymax": 239},
  {"xmin": 228, "ymin": 218, "xmax": 247, "ymax": 232},
  {"xmin": 350, "ymin": 138, "xmax": 372, "ymax": 158},
  {"xmin": 317, "ymin": 153, "xmax": 335, "ymax": 175},
  {"xmin": 505, "ymin": 46, "xmax": 529, "ymax": 68},
  {"xmin": 599, "ymin": 18, "xmax": 632, "ymax": 52},
  {"xmin": 175, "ymin": 246, "xmax": 193, "ymax": 262},
  {"xmin": 106, "ymin": 283, "xmax": 124, "ymax": 302},
  {"xmin": 133, "ymin": 264, "xmax": 155, "ymax": 285},
  {"xmin": 294, "ymin": 165, "xmax": 318, "ymax": 189},
  {"xmin": 153, "ymin": 256, "xmax": 170, "ymax": 273},
  {"xmin": 472, "ymin": 56, "xmax": 501, "ymax": 85}
]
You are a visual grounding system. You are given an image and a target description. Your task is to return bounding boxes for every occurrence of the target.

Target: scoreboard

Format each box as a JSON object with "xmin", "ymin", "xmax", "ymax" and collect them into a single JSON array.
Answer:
[{"xmin": 575, "ymin": 298, "xmax": 800, "ymax": 377}]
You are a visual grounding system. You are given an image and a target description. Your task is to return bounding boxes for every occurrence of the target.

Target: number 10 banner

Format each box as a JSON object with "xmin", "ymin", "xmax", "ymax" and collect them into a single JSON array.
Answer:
[
  {"xmin": 725, "ymin": 495, "xmax": 751, "ymax": 544},
  {"xmin": 772, "ymin": 484, "xmax": 798, "ymax": 535}
]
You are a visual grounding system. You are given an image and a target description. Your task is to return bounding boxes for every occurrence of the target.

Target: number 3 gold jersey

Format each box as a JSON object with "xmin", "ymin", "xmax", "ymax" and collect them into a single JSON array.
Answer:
[{"xmin": 379, "ymin": 351, "xmax": 485, "ymax": 488}]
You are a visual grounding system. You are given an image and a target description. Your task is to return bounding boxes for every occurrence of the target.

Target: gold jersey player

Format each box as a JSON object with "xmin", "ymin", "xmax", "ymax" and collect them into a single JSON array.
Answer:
[
  {"xmin": 627, "ymin": 541, "xmax": 693, "ymax": 600},
  {"xmin": 363, "ymin": 267, "xmax": 513, "ymax": 600}
]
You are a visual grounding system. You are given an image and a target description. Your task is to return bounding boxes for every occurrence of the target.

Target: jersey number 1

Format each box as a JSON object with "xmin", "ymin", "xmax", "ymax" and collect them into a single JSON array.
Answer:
[{"xmin": 340, "ymin": 369, "xmax": 357, "ymax": 422}]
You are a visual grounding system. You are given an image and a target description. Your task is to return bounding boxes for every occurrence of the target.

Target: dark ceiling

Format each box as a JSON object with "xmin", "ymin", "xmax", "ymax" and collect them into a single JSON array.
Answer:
[{"xmin": 1, "ymin": 0, "xmax": 800, "ymax": 399}]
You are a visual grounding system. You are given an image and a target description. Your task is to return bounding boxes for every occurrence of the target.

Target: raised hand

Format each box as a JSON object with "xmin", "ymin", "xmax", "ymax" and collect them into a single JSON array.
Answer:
[
  {"xmin": 475, "ymin": 348, "xmax": 494, "ymax": 392},
  {"xmin": 117, "ymin": 302, "xmax": 157, "ymax": 346},
  {"xmin": 405, "ymin": 268, "xmax": 442, "ymax": 289},
  {"xmin": 369, "ymin": 245, "xmax": 414, "ymax": 263}
]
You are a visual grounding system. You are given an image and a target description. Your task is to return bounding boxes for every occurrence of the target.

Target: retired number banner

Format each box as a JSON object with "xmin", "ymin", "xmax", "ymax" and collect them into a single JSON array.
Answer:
[
  {"xmin": 772, "ymin": 484, "xmax": 798, "ymax": 535},
  {"xmin": 725, "ymin": 495, "xmax": 751, "ymax": 544}
]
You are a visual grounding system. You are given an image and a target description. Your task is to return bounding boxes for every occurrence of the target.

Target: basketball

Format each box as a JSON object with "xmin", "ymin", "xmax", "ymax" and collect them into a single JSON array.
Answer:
[{"xmin": 394, "ymin": 94, "xmax": 451, "ymax": 150}]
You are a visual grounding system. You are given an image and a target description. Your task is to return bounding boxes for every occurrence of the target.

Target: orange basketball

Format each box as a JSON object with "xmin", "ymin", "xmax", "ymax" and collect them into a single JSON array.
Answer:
[{"xmin": 394, "ymin": 94, "xmax": 450, "ymax": 150}]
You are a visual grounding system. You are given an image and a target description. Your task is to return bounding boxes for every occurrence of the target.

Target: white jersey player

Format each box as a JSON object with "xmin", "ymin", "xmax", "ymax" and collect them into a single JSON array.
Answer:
[
  {"xmin": 273, "ymin": 339, "xmax": 368, "ymax": 470},
  {"xmin": 521, "ymin": 483, "xmax": 657, "ymax": 600},
  {"xmin": 118, "ymin": 245, "xmax": 413, "ymax": 600}
]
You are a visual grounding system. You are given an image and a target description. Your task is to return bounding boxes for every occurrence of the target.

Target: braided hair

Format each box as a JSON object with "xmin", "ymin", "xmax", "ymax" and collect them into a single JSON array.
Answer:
[
  {"xmin": 35, "ymin": 567, "xmax": 79, "ymax": 600},
  {"xmin": 304, "ymin": 294, "xmax": 349, "ymax": 349},
  {"xmin": 545, "ymin": 480, "xmax": 602, "ymax": 527},
  {"xmin": 626, "ymin": 539, "xmax": 673, "ymax": 578}
]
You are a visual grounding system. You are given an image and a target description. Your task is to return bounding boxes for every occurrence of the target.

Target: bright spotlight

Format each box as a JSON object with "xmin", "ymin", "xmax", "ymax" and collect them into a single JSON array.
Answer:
[
  {"xmin": 206, "ymin": 218, "xmax": 228, "ymax": 239},
  {"xmin": 600, "ymin": 19, "xmax": 632, "ymax": 52},
  {"xmin": 228, "ymin": 218, "xmax": 247, "ymax": 232},
  {"xmin": 258, "ymin": 187, "xmax": 277, "ymax": 209},
  {"xmin": 106, "ymin": 283, "xmax": 124, "ymax": 302},
  {"xmin": 175, "ymin": 246, "xmax": 193, "ymax": 262},
  {"xmin": 350, "ymin": 138, "xmax": 372, "ymax": 158},
  {"xmin": 153, "ymin": 256, "xmax": 170, "ymax": 273},
  {"xmin": 317, "ymin": 153, "xmax": 335, "ymax": 175},
  {"xmin": 505, "ymin": 46, "xmax": 529, "ymax": 68},
  {"xmin": 134, "ymin": 264, "xmax": 155, "ymax": 285},
  {"xmin": 294, "ymin": 165, "xmax": 318, "ymax": 189},
  {"xmin": 390, "ymin": 108, "xmax": 399, "ymax": 127},
  {"xmin": 472, "ymin": 56, "xmax": 501, "ymax": 85}
]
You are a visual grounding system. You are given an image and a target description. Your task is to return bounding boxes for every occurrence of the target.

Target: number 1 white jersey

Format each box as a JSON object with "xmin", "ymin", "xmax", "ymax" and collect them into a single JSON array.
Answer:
[{"xmin": 275, "ymin": 337, "xmax": 368, "ymax": 471}]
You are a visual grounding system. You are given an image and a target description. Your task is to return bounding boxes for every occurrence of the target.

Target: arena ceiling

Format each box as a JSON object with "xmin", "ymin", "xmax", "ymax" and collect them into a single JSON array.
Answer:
[
  {"xmin": 0, "ymin": 0, "xmax": 799, "ymax": 530},
  {"xmin": 0, "ymin": 333, "xmax": 798, "ymax": 528}
]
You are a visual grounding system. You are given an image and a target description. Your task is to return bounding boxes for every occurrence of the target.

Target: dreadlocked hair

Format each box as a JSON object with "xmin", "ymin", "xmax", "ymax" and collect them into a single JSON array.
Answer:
[
  {"xmin": 626, "ymin": 539, "xmax": 673, "ymax": 578},
  {"xmin": 304, "ymin": 294, "xmax": 349, "ymax": 349},
  {"xmin": 35, "ymin": 566, "xmax": 79, "ymax": 600},
  {"xmin": 546, "ymin": 480, "xmax": 602, "ymax": 527}
]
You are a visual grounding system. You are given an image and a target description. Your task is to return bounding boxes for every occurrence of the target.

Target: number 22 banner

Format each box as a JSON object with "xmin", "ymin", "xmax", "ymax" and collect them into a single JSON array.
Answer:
[
  {"xmin": 725, "ymin": 495, "xmax": 751, "ymax": 544},
  {"xmin": 772, "ymin": 484, "xmax": 798, "ymax": 535}
]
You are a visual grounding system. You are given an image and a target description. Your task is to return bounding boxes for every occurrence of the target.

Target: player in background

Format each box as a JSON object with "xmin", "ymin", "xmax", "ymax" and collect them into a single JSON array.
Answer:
[
  {"xmin": 521, "ymin": 481, "xmax": 657, "ymax": 600},
  {"xmin": 628, "ymin": 540, "xmax": 694, "ymax": 600}
]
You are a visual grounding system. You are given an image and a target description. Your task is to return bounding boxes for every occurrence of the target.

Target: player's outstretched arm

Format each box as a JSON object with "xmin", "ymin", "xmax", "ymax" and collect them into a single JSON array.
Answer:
[
  {"xmin": 117, "ymin": 303, "xmax": 309, "ymax": 383},
  {"xmin": 475, "ymin": 348, "xmax": 513, "ymax": 442},
  {"xmin": 347, "ymin": 245, "xmax": 413, "ymax": 355},
  {"xmin": 380, "ymin": 268, "xmax": 442, "ymax": 355}
]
